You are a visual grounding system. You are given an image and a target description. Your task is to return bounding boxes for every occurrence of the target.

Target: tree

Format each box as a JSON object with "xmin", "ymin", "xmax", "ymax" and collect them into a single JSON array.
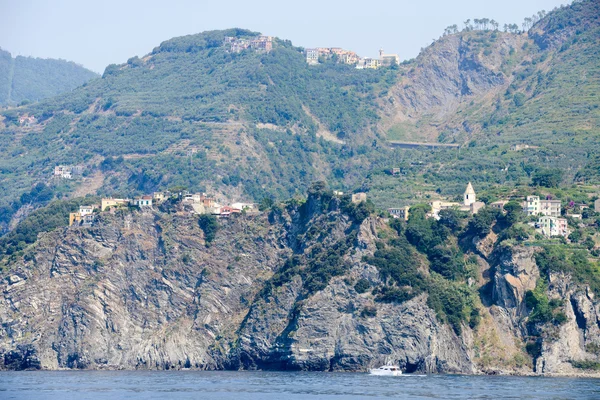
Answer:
[
  {"xmin": 532, "ymin": 169, "xmax": 563, "ymax": 188},
  {"xmin": 467, "ymin": 208, "xmax": 500, "ymax": 237},
  {"xmin": 568, "ymin": 230, "xmax": 582, "ymax": 243},
  {"xmin": 259, "ymin": 196, "xmax": 274, "ymax": 211},
  {"xmin": 503, "ymin": 201, "xmax": 523, "ymax": 226},
  {"xmin": 513, "ymin": 92, "xmax": 526, "ymax": 107},
  {"xmin": 464, "ymin": 19, "xmax": 472, "ymax": 31},
  {"xmin": 198, "ymin": 214, "xmax": 219, "ymax": 243},
  {"xmin": 439, "ymin": 208, "xmax": 467, "ymax": 233}
]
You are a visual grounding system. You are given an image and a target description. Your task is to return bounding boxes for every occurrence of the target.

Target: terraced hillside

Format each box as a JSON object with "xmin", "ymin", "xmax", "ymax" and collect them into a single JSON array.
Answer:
[{"xmin": 0, "ymin": 0, "xmax": 598, "ymax": 232}]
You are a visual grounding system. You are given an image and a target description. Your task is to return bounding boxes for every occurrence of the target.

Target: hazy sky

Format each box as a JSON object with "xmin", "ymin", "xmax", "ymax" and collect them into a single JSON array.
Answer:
[{"xmin": 1, "ymin": 0, "xmax": 569, "ymax": 73}]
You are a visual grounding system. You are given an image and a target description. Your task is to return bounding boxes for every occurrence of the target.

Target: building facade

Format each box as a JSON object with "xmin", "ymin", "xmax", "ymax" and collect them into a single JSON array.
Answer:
[
  {"xmin": 131, "ymin": 196, "xmax": 153, "ymax": 207},
  {"xmin": 101, "ymin": 198, "xmax": 130, "ymax": 211},
  {"xmin": 524, "ymin": 196, "xmax": 561, "ymax": 217},
  {"xmin": 388, "ymin": 206, "xmax": 410, "ymax": 221},
  {"xmin": 538, "ymin": 216, "xmax": 569, "ymax": 237}
]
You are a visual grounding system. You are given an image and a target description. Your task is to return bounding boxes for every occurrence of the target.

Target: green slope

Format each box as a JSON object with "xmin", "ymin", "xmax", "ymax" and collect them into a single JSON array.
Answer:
[
  {"xmin": 0, "ymin": 48, "xmax": 98, "ymax": 106},
  {"xmin": 0, "ymin": 1, "xmax": 598, "ymax": 232}
]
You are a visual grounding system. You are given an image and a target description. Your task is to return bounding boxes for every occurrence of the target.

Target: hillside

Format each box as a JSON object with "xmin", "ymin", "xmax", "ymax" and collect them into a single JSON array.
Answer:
[
  {"xmin": 0, "ymin": 1, "xmax": 598, "ymax": 232},
  {"xmin": 1, "ymin": 184, "xmax": 599, "ymax": 375},
  {"xmin": 0, "ymin": 48, "xmax": 99, "ymax": 106}
]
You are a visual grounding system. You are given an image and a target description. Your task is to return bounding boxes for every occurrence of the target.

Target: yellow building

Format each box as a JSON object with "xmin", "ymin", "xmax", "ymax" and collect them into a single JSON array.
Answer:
[{"xmin": 101, "ymin": 198, "xmax": 130, "ymax": 211}]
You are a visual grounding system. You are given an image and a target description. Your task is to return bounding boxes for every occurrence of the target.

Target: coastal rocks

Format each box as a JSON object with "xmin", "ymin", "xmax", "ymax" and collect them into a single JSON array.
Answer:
[
  {"xmin": 0, "ymin": 204, "xmax": 598, "ymax": 377},
  {"xmin": 2, "ymin": 344, "xmax": 41, "ymax": 370},
  {"xmin": 535, "ymin": 275, "xmax": 600, "ymax": 374},
  {"xmin": 492, "ymin": 245, "xmax": 538, "ymax": 311}
]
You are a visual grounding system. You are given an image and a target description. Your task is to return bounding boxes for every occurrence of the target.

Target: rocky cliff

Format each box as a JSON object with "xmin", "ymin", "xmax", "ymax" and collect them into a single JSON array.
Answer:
[{"xmin": 1, "ymin": 193, "xmax": 599, "ymax": 375}]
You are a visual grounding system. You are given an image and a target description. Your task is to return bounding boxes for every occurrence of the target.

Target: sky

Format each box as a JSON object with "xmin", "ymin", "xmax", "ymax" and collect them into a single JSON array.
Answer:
[{"xmin": 0, "ymin": 0, "xmax": 570, "ymax": 74}]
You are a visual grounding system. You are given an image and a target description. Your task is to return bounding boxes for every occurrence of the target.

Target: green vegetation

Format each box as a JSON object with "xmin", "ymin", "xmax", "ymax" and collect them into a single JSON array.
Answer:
[
  {"xmin": 364, "ymin": 206, "xmax": 480, "ymax": 334},
  {"xmin": 524, "ymin": 280, "xmax": 567, "ymax": 326},
  {"xmin": 0, "ymin": 1, "xmax": 598, "ymax": 230},
  {"xmin": 0, "ymin": 197, "xmax": 97, "ymax": 264},
  {"xmin": 354, "ymin": 278, "xmax": 371, "ymax": 294},
  {"xmin": 535, "ymin": 245, "xmax": 600, "ymax": 295},
  {"xmin": 0, "ymin": 48, "xmax": 98, "ymax": 105},
  {"xmin": 570, "ymin": 360, "xmax": 600, "ymax": 370},
  {"xmin": 532, "ymin": 169, "xmax": 563, "ymax": 188},
  {"xmin": 198, "ymin": 214, "xmax": 219, "ymax": 243}
]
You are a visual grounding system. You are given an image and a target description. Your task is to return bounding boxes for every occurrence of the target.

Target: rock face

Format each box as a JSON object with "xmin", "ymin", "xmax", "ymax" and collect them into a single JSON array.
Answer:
[
  {"xmin": 0, "ymin": 199, "xmax": 471, "ymax": 373},
  {"xmin": 381, "ymin": 31, "xmax": 523, "ymax": 134},
  {"xmin": 1, "ymin": 199, "xmax": 598, "ymax": 375},
  {"xmin": 535, "ymin": 275, "xmax": 600, "ymax": 375},
  {"xmin": 487, "ymin": 244, "xmax": 600, "ymax": 376},
  {"xmin": 492, "ymin": 245, "xmax": 538, "ymax": 311}
]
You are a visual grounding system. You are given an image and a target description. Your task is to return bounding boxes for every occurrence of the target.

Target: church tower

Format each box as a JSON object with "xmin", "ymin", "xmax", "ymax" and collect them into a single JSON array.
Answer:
[{"xmin": 464, "ymin": 182, "xmax": 476, "ymax": 206}]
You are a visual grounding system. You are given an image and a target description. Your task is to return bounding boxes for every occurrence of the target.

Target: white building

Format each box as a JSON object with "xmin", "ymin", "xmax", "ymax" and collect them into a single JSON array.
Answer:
[
  {"xmin": 306, "ymin": 48, "xmax": 319, "ymax": 65},
  {"xmin": 79, "ymin": 205, "xmax": 95, "ymax": 216},
  {"xmin": 388, "ymin": 206, "xmax": 410, "ymax": 221},
  {"xmin": 464, "ymin": 182, "xmax": 476, "ymax": 206},
  {"xmin": 538, "ymin": 216, "xmax": 569, "ymax": 237},
  {"xmin": 131, "ymin": 196, "xmax": 153, "ymax": 208},
  {"xmin": 524, "ymin": 196, "xmax": 561, "ymax": 217}
]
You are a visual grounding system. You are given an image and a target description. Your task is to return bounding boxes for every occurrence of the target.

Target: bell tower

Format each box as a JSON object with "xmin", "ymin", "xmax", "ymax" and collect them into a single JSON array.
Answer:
[{"xmin": 464, "ymin": 182, "xmax": 476, "ymax": 206}]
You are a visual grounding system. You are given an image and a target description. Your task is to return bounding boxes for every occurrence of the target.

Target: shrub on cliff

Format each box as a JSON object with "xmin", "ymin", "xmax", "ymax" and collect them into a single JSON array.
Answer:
[{"xmin": 198, "ymin": 214, "xmax": 219, "ymax": 243}]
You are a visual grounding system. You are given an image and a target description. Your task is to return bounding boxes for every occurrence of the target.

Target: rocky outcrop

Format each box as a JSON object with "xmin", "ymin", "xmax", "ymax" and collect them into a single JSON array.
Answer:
[
  {"xmin": 488, "ymin": 244, "xmax": 600, "ymax": 376},
  {"xmin": 1, "ymin": 200, "xmax": 598, "ymax": 375},
  {"xmin": 0, "ymin": 202, "xmax": 472, "ymax": 373},
  {"xmin": 529, "ymin": 0, "xmax": 599, "ymax": 50},
  {"xmin": 384, "ymin": 32, "xmax": 520, "ymax": 122},
  {"xmin": 492, "ymin": 245, "xmax": 538, "ymax": 311},
  {"xmin": 535, "ymin": 274, "xmax": 600, "ymax": 375}
]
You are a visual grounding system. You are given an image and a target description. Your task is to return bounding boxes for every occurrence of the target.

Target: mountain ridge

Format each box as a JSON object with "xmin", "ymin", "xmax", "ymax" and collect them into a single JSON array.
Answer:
[
  {"xmin": 0, "ymin": 48, "xmax": 98, "ymax": 106},
  {"xmin": 0, "ymin": 0, "xmax": 598, "ymax": 231}
]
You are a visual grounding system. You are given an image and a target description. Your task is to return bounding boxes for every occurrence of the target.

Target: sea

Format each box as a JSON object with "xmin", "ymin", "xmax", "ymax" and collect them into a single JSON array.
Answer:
[{"xmin": 0, "ymin": 371, "xmax": 599, "ymax": 399}]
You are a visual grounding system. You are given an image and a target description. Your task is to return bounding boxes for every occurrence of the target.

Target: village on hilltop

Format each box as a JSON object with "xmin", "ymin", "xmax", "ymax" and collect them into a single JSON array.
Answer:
[
  {"xmin": 306, "ymin": 47, "xmax": 400, "ymax": 69},
  {"xmin": 68, "ymin": 191, "xmax": 260, "ymax": 228},
  {"xmin": 224, "ymin": 36, "xmax": 273, "ymax": 53},
  {"xmin": 386, "ymin": 182, "xmax": 597, "ymax": 239},
  {"xmin": 221, "ymin": 33, "xmax": 399, "ymax": 70}
]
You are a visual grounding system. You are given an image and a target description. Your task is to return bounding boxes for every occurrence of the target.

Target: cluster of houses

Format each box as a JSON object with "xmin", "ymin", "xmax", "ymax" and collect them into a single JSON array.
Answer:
[
  {"xmin": 521, "ymin": 195, "xmax": 572, "ymax": 237},
  {"xmin": 387, "ymin": 183, "xmax": 481, "ymax": 222},
  {"xmin": 305, "ymin": 48, "xmax": 360, "ymax": 65},
  {"xmin": 305, "ymin": 47, "xmax": 400, "ymax": 69},
  {"xmin": 70, "ymin": 191, "xmax": 260, "ymax": 228},
  {"xmin": 54, "ymin": 165, "xmax": 84, "ymax": 179},
  {"xmin": 18, "ymin": 115, "xmax": 36, "ymax": 126},
  {"xmin": 69, "ymin": 205, "xmax": 96, "ymax": 227},
  {"xmin": 179, "ymin": 192, "xmax": 258, "ymax": 217},
  {"xmin": 99, "ymin": 191, "xmax": 258, "ymax": 218},
  {"xmin": 224, "ymin": 36, "xmax": 273, "ymax": 53},
  {"xmin": 387, "ymin": 182, "xmax": 600, "ymax": 239}
]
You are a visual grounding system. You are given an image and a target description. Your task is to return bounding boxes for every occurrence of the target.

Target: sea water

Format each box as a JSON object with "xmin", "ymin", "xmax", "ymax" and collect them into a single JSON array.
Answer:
[{"xmin": 0, "ymin": 371, "xmax": 598, "ymax": 399}]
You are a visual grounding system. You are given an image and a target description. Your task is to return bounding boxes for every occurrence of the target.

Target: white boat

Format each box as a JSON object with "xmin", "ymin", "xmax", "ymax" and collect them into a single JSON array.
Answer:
[{"xmin": 369, "ymin": 365, "xmax": 403, "ymax": 376}]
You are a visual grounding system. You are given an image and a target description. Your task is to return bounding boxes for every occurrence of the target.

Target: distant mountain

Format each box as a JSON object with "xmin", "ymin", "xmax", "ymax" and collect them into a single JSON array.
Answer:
[
  {"xmin": 0, "ymin": 0, "xmax": 598, "ymax": 226},
  {"xmin": 0, "ymin": 48, "xmax": 98, "ymax": 105}
]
